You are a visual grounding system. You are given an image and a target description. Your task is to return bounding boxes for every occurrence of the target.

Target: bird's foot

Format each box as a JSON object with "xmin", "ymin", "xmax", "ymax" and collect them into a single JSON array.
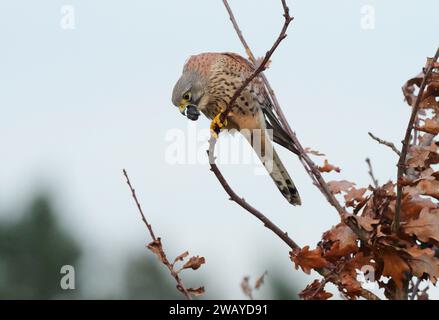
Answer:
[{"xmin": 210, "ymin": 112, "xmax": 228, "ymax": 139}]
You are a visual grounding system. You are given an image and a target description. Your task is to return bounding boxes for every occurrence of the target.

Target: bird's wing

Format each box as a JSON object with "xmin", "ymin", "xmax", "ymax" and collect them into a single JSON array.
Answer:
[
  {"xmin": 262, "ymin": 104, "xmax": 299, "ymax": 155},
  {"xmin": 222, "ymin": 52, "xmax": 299, "ymax": 155}
]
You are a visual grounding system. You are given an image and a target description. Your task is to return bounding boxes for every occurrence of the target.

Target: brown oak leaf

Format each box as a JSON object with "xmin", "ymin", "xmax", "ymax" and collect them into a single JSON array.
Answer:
[
  {"xmin": 299, "ymin": 280, "xmax": 333, "ymax": 300},
  {"xmin": 328, "ymin": 180, "xmax": 356, "ymax": 194},
  {"xmin": 407, "ymin": 146, "xmax": 431, "ymax": 168},
  {"xmin": 182, "ymin": 256, "xmax": 206, "ymax": 270},
  {"xmin": 379, "ymin": 248, "xmax": 410, "ymax": 289},
  {"xmin": 241, "ymin": 276, "xmax": 253, "ymax": 299},
  {"xmin": 355, "ymin": 215, "xmax": 380, "ymax": 232},
  {"xmin": 382, "ymin": 181, "xmax": 396, "ymax": 196},
  {"xmin": 344, "ymin": 187, "xmax": 367, "ymax": 203},
  {"xmin": 187, "ymin": 287, "xmax": 205, "ymax": 296},
  {"xmin": 318, "ymin": 159, "xmax": 341, "ymax": 173},
  {"xmin": 403, "ymin": 208, "xmax": 439, "ymax": 243},
  {"xmin": 400, "ymin": 194, "xmax": 437, "ymax": 222},
  {"xmin": 407, "ymin": 143, "xmax": 438, "ymax": 168},
  {"xmin": 173, "ymin": 251, "xmax": 189, "ymax": 264},
  {"xmin": 402, "ymin": 72, "xmax": 423, "ymax": 106},
  {"xmin": 414, "ymin": 168, "xmax": 436, "ymax": 183},
  {"xmin": 147, "ymin": 238, "xmax": 167, "ymax": 263},
  {"xmin": 417, "ymin": 119, "xmax": 439, "ymax": 135},
  {"xmin": 255, "ymin": 271, "xmax": 268, "ymax": 290},
  {"xmin": 415, "ymin": 180, "xmax": 439, "ymax": 200},
  {"xmin": 323, "ymin": 223, "xmax": 358, "ymax": 258},
  {"xmin": 420, "ymin": 81, "xmax": 439, "ymax": 109},
  {"xmin": 405, "ymin": 246, "xmax": 439, "ymax": 284},
  {"xmin": 291, "ymin": 246, "xmax": 330, "ymax": 274},
  {"xmin": 338, "ymin": 268, "xmax": 364, "ymax": 299},
  {"xmin": 336, "ymin": 253, "xmax": 374, "ymax": 299}
]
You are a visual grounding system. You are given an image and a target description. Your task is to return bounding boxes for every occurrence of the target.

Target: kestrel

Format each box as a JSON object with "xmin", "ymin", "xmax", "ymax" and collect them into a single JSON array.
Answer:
[{"xmin": 172, "ymin": 52, "xmax": 301, "ymax": 205}]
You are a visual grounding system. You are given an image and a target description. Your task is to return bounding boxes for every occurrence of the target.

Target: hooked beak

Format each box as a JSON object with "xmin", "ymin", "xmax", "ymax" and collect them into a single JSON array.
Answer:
[
  {"xmin": 179, "ymin": 102, "xmax": 188, "ymax": 115},
  {"xmin": 179, "ymin": 102, "xmax": 200, "ymax": 121}
]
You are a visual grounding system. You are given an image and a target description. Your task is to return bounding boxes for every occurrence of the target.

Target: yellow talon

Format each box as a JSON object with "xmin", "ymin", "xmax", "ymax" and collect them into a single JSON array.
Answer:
[{"xmin": 210, "ymin": 112, "xmax": 228, "ymax": 138}]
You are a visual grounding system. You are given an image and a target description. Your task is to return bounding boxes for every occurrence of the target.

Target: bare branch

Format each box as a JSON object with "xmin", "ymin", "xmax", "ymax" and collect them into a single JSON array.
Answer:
[
  {"xmin": 368, "ymin": 132, "xmax": 401, "ymax": 156},
  {"xmin": 222, "ymin": 1, "xmax": 366, "ymax": 242},
  {"xmin": 220, "ymin": 0, "xmax": 380, "ymax": 300},
  {"xmin": 365, "ymin": 158, "xmax": 379, "ymax": 188},
  {"xmin": 214, "ymin": 0, "xmax": 294, "ymax": 132},
  {"xmin": 410, "ymin": 278, "xmax": 422, "ymax": 300},
  {"xmin": 208, "ymin": 138, "xmax": 379, "ymax": 300},
  {"xmin": 123, "ymin": 169, "xmax": 157, "ymax": 241},
  {"xmin": 222, "ymin": 0, "xmax": 256, "ymax": 63},
  {"xmin": 123, "ymin": 169, "xmax": 193, "ymax": 300},
  {"xmin": 207, "ymin": 138, "xmax": 299, "ymax": 250}
]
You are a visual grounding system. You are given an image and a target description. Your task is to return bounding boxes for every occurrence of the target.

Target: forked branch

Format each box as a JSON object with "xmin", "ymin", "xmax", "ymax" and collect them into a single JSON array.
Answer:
[
  {"xmin": 222, "ymin": 0, "xmax": 366, "ymax": 242},
  {"xmin": 123, "ymin": 169, "xmax": 194, "ymax": 300},
  {"xmin": 216, "ymin": 0, "xmax": 294, "ymax": 130},
  {"xmin": 368, "ymin": 132, "xmax": 401, "ymax": 156},
  {"xmin": 207, "ymin": 138, "xmax": 379, "ymax": 300},
  {"xmin": 211, "ymin": 0, "xmax": 380, "ymax": 300}
]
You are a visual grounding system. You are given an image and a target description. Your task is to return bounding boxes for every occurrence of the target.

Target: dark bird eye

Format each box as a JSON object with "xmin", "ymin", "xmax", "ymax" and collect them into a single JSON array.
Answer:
[{"xmin": 183, "ymin": 92, "xmax": 191, "ymax": 100}]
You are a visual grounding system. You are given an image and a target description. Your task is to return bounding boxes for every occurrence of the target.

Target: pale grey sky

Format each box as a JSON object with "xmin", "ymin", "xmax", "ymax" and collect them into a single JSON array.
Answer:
[{"xmin": 0, "ymin": 0, "xmax": 438, "ymax": 299}]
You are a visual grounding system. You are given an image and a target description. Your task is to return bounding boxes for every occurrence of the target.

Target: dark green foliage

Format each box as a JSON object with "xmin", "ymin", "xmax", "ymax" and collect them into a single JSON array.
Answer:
[{"xmin": 0, "ymin": 194, "xmax": 81, "ymax": 299}]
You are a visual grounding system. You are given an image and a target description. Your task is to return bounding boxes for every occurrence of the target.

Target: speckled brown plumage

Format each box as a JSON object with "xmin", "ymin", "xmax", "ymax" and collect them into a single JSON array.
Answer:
[{"xmin": 172, "ymin": 52, "xmax": 301, "ymax": 205}]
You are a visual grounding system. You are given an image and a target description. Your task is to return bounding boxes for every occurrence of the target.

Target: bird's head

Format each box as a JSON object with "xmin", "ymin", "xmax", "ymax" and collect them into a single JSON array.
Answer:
[{"xmin": 172, "ymin": 71, "xmax": 205, "ymax": 121}]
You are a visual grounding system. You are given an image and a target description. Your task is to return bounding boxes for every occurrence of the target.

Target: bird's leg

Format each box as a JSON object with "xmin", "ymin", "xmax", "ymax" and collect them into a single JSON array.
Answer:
[{"xmin": 210, "ymin": 111, "xmax": 228, "ymax": 139}]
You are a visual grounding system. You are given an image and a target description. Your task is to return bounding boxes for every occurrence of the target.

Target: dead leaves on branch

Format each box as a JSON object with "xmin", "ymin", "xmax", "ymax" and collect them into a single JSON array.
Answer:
[
  {"xmin": 379, "ymin": 247, "xmax": 410, "ymax": 289},
  {"xmin": 322, "ymin": 223, "xmax": 358, "ymax": 259},
  {"xmin": 327, "ymin": 180, "xmax": 355, "ymax": 194},
  {"xmin": 405, "ymin": 247, "xmax": 439, "ymax": 284},
  {"xmin": 240, "ymin": 271, "xmax": 268, "ymax": 300},
  {"xmin": 403, "ymin": 58, "xmax": 439, "ymax": 109},
  {"xmin": 318, "ymin": 159, "xmax": 341, "ymax": 173},
  {"xmin": 146, "ymin": 238, "xmax": 206, "ymax": 298},
  {"xmin": 147, "ymin": 239, "xmax": 206, "ymax": 273},
  {"xmin": 291, "ymin": 246, "xmax": 331, "ymax": 274},
  {"xmin": 403, "ymin": 208, "xmax": 439, "ymax": 243},
  {"xmin": 296, "ymin": 149, "xmax": 438, "ymax": 299},
  {"xmin": 417, "ymin": 119, "xmax": 439, "ymax": 135},
  {"xmin": 407, "ymin": 143, "xmax": 439, "ymax": 169},
  {"xmin": 295, "ymin": 56, "xmax": 439, "ymax": 298},
  {"xmin": 299, "ymin": 279, "xmax": 333, "ymax": 300},
  {"xmin": 182, "ymin": 256, "xmax": 206, "ymax": 271},
  {"xmin": 147, "ymin": 238, "xmax": 167, "ymax": 263},
  {"xmin": 173, "ymin": 251, "xmax": 189, "ymax": 264},
  {"xmin": 186, "ymin": 287, "xmax": 205, "ymax": 296}
]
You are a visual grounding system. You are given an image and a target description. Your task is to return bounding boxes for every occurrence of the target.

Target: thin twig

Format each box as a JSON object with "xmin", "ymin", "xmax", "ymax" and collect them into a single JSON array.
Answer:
[
  {"xmin": 393, "ymin": 48, "xmax": 439, "ymax": 233},
  {"xmin": 222, "ymin": 0, "xmax": 256, "ymax": 63},
  {"xmin": 123, "ymin": 169, "xmax": 192, "ymax": 300},
  {"xmin": 208, "ymin": 137, "xmax": 380, "ymax": 300},
  {"xmin": 222, "ymin": 0, "xmax": 380, "ymax": 300},
  {"xmin": 410, "ymin": 278, "xmax": 422, "ymax": 300},
  {"xmin": 207, "ymin": 138, "xmax": 299, "ymax": 249},
  {"xmin": 365, "ymin": 158, "xmax": 379, "ymax": 188},
  {"xmin": 123, "ymin": 169, "xmax": 157, "ymax": 241},
  {"xmin": 217, "ymin": 0, "xmax": 294, "ymax": 128},
  {"xmin": 222, "ymin": 1, "xmax": 364, "ymax": 238},
  {"xmin": 368, "ymin": 132, "xmax": 401, "ymax": 156}
]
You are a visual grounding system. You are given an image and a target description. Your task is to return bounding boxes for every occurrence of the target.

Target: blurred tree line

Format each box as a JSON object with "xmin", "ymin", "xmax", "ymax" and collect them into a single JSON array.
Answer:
[{"xmin": 0, "ymin": 193, "xmax": 300, "ymax": 299}]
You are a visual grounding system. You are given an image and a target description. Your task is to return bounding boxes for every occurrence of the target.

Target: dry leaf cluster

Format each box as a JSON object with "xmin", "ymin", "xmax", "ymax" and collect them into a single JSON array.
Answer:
[
  {"xmin": 124, "ymin": 170, "xmax": 205, "ymax": 300},
  {"xmin": 291, "ymin": 56, "xmax": 439, "ymax": 300}
]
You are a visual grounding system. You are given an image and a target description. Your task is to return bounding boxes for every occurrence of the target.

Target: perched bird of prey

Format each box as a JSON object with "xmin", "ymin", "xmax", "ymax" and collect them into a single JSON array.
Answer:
[{"xmin": 172, "ymin": 52, "xmax": 301, "ymax": 205}]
